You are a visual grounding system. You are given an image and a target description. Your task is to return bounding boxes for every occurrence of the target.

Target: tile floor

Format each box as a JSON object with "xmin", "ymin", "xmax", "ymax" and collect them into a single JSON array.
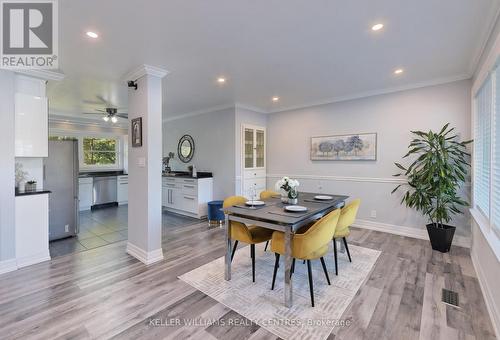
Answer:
[{"xmin": 49, "ymin": 205, "xmax": 200, "ymax": 257}]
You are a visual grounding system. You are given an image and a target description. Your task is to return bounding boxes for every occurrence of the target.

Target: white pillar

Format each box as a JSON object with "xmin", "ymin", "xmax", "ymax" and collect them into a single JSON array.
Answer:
[{"xmin": 124, "ymin": 65, "xmax": 169, "ymax": 265}]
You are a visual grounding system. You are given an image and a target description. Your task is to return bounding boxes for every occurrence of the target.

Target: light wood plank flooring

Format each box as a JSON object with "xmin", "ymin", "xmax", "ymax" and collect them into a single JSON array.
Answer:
[{"xmin": 0, "ymin": 214, "xmax": 496, "ymax": 340}]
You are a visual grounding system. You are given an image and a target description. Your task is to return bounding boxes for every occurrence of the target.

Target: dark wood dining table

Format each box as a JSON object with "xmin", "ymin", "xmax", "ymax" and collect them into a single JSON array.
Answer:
[{"xmin": 223, "ymin": 192, "xmax": 348, "ymax": 307}]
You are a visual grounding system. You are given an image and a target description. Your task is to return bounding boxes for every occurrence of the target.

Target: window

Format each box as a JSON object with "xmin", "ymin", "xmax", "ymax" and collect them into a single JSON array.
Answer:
[{"xmin": 82, "ymin": 137, "xmax": 118, "ymax": 166}]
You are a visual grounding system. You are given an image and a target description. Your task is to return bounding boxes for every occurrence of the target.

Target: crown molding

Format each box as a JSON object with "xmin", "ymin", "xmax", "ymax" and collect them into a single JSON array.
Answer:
[
  {"xmin": 468, "ymin": 1, "xmax": 500, "ymax": 77},
  {"xmin": 267, "ymin": 73, "xmax": 471, "ymax": 114},
  {"xmin": 163, "ymin": 104, "xmax": 236, "ymax": 123},
  {"xmin": 234, "ymin": 102, "xmax": 268, "ymax": 114},
  {"xmin": 15, "ymin": 69, "xmax": 65, "ymax": 81},
  {"xmin": 123, "ymin": 64, "xmax": 170, "ymax": 81}
]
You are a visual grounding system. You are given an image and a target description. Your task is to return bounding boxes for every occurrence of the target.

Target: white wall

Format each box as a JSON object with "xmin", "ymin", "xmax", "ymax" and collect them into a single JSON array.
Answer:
[
  {"xmin": 0, "ymin": 70, "xmax": 16, "ymax": 265},
  {"xmin": 267, "ymin": 80, "xmax": 472, "ymax": 238},
  {"xmin": 163, "ymin": 107, "xmax": 236, "ymax": 200}
]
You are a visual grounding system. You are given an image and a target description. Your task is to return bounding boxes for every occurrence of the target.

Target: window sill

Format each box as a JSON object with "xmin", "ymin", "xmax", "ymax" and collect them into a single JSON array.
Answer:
[{"xmin": 470, "ymin": 208, "xmax": 500, "ymax": 262}]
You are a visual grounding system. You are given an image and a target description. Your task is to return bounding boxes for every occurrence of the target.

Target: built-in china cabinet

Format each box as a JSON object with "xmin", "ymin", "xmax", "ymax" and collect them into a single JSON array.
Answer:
[{"xmin": 242, "ymin": 124, "xmax": 266, "ymax": 199}]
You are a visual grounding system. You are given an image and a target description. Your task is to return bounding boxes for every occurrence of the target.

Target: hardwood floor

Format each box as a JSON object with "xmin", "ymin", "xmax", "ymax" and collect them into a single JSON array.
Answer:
[{"xmin": 0, "ymin": 214, "xmax": 496, "ymax": 340}]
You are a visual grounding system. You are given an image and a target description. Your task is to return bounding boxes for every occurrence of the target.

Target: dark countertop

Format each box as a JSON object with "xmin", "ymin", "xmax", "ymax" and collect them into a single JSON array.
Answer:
[
  {"xmin": 15, "ymin": 189, "xmax": 51, "ymax": 197},
  {"xmin": 162, "ymin": 171, "xmax": 213, "ymax": 179},
  {"xmin": 79, "ymin": 171, "xmax": 126, "ymax": 178}
]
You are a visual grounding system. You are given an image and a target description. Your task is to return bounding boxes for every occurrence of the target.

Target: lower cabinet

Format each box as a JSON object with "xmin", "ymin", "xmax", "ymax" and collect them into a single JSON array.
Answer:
[
  {"xmin": 15, "ymin": 194, "xmax": 50, "ymax": 268},
  {"xmin": 117, "ymin": 175, "xmax": 128, "ymax": 205},
  {"xmin": 162, "ymin": 177, "xmax": 213, "ymax": 219},
  {"xmin": 78, "ymin": 177, "xmax": 93, "ymax": 211}
]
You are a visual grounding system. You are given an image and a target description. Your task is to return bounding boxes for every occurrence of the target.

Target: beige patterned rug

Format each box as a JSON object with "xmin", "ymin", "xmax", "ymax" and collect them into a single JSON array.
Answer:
[{"xmin": 179, "ymin": 242, "xmax": 381, "ymax": 340}]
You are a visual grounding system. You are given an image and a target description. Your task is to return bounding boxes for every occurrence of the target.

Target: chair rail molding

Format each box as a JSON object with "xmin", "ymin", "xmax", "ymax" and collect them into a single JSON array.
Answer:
[{"xmin": 266, "ymin": 173, "xmax": 406, "ymax": 184}]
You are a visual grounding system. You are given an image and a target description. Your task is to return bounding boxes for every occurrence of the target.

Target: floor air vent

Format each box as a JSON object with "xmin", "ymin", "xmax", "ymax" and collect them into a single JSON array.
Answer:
[{"xmin": 442, "ymin": 288, "xmax": 459, "ymax": 308}]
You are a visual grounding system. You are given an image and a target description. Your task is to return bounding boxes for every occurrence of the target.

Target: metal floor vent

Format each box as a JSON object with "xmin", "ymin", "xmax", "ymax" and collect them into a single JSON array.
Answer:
[{"xmin": 442, "ymin": 288, "xmax": 460, "ymax": 308}]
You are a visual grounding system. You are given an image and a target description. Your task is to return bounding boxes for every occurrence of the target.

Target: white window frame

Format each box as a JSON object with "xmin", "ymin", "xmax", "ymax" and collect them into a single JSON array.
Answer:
[{"xmin": 80, "ymin": 136, "xmax": 121, "ymax": 170}]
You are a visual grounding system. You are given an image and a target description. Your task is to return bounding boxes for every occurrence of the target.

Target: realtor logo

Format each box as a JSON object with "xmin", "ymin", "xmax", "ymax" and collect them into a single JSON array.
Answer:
[{"xmin": 1, "ymin": 0, "xmax": 58, "ymax": 69}]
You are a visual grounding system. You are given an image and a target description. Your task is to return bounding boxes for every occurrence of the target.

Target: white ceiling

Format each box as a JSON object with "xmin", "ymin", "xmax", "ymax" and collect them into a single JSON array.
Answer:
[{"xmin": 48, "ymin": 0, "xmax": 499, "ymax": 122}]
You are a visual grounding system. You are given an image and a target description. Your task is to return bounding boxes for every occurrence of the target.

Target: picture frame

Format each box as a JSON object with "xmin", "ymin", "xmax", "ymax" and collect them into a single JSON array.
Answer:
[
  {"xmin": 310, "ymin": 133, "xmax": 377, "ymax": 161},
  {"xmin": 131, "ymin": 117, "xmax": 143, "ymax": 147}
]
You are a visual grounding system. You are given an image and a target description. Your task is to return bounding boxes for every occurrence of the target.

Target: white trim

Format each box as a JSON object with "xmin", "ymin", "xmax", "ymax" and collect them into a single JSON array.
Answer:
[
  {"xmin": 123, "ymin": 64, "xmax": 169, "ymax": 81},
  {"xmin": 126, "ymin": 242, "xmax": 164, "ymax": 265},
  {"xmin": 234, "ymin": 102, "xmax": 267, "ymax": 114},
  {"xmin": 471, "ymin": 249, "xmax": 500, "ymax": 338},
  {"xmin": 471, "ymin": 208, "xmax": 500, "ymax": 261},
  {"xmin": 353, "ymin": 219, "xmax": 471, "ymax": 248},
  {"xmin": 0, "ymin": 258, "xmax": 17, "ymax": 275},
  {"xmin": 163, "ymin": 104, "xmax": 236, "ymax": 123},
  {"xmin": 266, "ymin": 173, "xmax": 406, "ymax": 184},
  {"xmin": 268, "ymin": 74, "xmax": 471, "ymax": 114},
  {"xmin": 15, "ymin": 69, "xmax": 65, "ymax": 81},
  {"xmin": 16, "ymin": 251, "xmax": 51, "ymax": 269}
]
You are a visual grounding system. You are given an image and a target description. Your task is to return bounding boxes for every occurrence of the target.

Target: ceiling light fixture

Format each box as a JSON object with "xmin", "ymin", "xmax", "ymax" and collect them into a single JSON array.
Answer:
[
  {"xmin": 217, "ymin": 77, "xmax": 226, "ymax": 84},
  {"xmin": 272, "ymin": 96, "xmax": 280, "ymax": 102},
  {"xmin": 86, "ymin": 31, "xmax": 99, "ymax": 39},
  {"xmin": 111, "ymin": 116, "xmax": 118, "ymax": 123},
  {"xmin": 394, "ymin": 68, "xmax": 404, "ymax": 75},
  {"xmin": 102, "ymin": 116, "xmax": 109, "ymax": 122},
  {"xmin": 371, "ymin": 23, "xmax": 384, "ymax": 31}
]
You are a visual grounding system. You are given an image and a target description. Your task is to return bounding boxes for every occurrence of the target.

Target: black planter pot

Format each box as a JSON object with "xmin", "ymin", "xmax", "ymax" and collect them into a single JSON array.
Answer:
[{"xmin": 426, "ymin": 223, "xmax": 456, "ymax": 253}]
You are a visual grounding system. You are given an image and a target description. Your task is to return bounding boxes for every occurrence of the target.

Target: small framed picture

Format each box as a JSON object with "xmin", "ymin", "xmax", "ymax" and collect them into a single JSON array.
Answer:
[{"xmin": 131, "ymin": 117, "xmax": 143, "ymax": 147}]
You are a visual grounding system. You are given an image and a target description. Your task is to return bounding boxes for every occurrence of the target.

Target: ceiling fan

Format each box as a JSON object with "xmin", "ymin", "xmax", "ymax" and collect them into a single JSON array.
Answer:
[{"xmin": 83, "ymin": 107, "xmax": 128, "ymax": 123}]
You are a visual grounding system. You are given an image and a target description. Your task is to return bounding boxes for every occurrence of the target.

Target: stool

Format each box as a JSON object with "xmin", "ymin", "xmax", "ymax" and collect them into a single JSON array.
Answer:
[{"xmin": 207, "ymin": 200, "xmax": 225, "ymax": 227}]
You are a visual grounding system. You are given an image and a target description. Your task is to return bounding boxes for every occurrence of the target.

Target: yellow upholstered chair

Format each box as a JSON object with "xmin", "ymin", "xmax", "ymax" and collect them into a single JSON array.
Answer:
[
  {"xmin": 270, "ymin": 208, "xmax": 341, "ymax": 307},
  {"xmin": 223, "ymin": 196, "xmax": 274, "ymax": 282},
  {"xmin": 260, "ymin": 190, "xmax": 279, "ymax": 200},
  {"xmin": 332, "ymin": 199, "xmax": 360, "ymax": 275}
]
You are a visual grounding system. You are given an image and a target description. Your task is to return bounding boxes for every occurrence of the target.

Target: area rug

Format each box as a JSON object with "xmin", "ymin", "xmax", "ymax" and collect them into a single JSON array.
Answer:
[{"xmin": 179, "ymin": 242, "xmax": 381, "ymax": 340}]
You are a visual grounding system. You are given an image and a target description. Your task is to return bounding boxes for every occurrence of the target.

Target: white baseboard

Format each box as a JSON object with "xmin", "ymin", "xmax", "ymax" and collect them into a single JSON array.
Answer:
[
  {"xmin": 16, "ymin": 251, "xmax": 51, "ymax": 269},
  {"xmin": 471, "ymin": 250, "xmax": 500, "ymax": 338},
  {"xmin": 126, "ymin": 242, "xmax": 164, "ymax": 265},
  {"xmin": 352, "ymin": 219, "xmax": 471, "ymax": 248},
  {"xmin": 0, "ymin": 258, "xmax": 18, "ymax": 275}
]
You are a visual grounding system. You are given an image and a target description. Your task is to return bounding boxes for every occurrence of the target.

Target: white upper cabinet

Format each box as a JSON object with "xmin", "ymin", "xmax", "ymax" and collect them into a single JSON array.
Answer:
[
  {"xmin": 14, "ymin": 75, "xmax": 48, "ymax": 158},
  {"xmin": 242, "ymin": 125, "xmax": 266, "ymax": 199}
]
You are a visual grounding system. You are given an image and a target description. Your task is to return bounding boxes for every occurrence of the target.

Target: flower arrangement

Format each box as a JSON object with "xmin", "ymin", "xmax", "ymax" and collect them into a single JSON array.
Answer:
[{"xmin": 275, "ymin": 176, "xmax": 300, "ymax": 201}]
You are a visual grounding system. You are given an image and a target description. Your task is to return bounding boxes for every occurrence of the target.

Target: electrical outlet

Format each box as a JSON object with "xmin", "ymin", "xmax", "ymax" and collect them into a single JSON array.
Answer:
[
  {"xmin": 370, "ymin": 210, "xmax": 377, "ymax": 218},
  {"xmin": 65, "ymin": 224, "xmax": 69, "ymax": 233}
]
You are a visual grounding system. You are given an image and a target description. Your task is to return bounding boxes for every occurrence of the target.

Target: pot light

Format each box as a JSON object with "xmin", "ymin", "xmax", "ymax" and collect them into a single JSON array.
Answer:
[
  {"xmin": 217, "ymin": 77, "xmax": 226, "ymax": 84},
  {"xmin": 111, "ymin": 116, "xmax": 118, "ymax": 123},
  {"xmin": 86, "ymin": 31, "xmax": 99, "ymax": 39},
  {"xmin": 272, "ymin": 96, "xmax": 280, "ymax": 102},
  {"xmin": 371, "ymin": 23, "xmax": 384, "ymax": 31},
  {"xmin": 394, "ymin": 68, "xmax": 404, "ymax": 75},
  {"xmin": 102, "ymin": 116, "xmax": 109, "ymax": 122}
]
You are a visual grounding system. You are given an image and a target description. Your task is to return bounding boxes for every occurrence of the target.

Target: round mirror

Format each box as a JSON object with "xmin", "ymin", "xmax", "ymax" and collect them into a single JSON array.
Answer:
[{"xmin": 177, "ymin": 135, "xmax": 195, "ymax": 163}]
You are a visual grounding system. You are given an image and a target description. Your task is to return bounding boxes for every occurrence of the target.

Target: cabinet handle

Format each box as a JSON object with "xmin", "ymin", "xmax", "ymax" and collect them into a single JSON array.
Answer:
[
  {"xmin": 184, "ymin": 196, "xmax": 195, "ymax": 200},
  {"xmin": 184, "ymin": 185, "xmax": 195, "ymax": 188},
  {"xmin": 167, "ymin": 184, "xmax": 175, "ymax": 187},
  {"xmin": 184, "ymin": 180, "xmax": 195, "ymax": 183},
  {"xmin": 119, "ymin": 183, "xmax": 127, "ymax": 185}
]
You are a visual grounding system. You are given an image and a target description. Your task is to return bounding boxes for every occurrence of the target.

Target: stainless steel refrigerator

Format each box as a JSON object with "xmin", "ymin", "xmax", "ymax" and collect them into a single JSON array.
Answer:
[{"xmin": 44, "ymin": 140, "xmax": 79, "ymax": 241}]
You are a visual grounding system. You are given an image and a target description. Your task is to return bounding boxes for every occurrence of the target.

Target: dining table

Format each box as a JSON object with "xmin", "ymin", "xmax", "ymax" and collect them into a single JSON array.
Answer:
[{"xmin": 223, "ymin": 192, "xmax": 349, "ymax": 307}]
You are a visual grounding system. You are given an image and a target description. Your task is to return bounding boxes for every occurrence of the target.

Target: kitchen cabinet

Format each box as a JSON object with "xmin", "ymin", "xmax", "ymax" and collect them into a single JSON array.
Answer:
[
  {"xmin": 15, "ymin": 193, "xmax": 50, "ymax": 268},
  {"xmin": 162, "ymin": 176, "xmax": 213, "ymax": 219},
  {"xmin": 78, "ymin": 177, "xmax": 93, "ymax": 211},
  {"xmin": 117, "ymin": 175, "xmax": 128, "ymax": 205},
  {"xmin": 242, "ymin": 125, "xmax": 266, "ymax": 199},
  {"xmin": 15, "ymin": 92, "xmax": 48, "ymax": 157}
]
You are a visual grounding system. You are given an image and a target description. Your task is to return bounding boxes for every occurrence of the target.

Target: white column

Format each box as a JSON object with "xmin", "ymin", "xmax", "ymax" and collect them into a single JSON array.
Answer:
[{"xmin": 124, "ymin": 65, "xmax": 169, "ymax": 265}]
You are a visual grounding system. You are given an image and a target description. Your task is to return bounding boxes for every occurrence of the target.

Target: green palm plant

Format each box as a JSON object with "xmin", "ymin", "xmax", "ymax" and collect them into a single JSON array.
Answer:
[{"xmin": 392, "ymin": 123, "xmax": 472, "ymax": 228}]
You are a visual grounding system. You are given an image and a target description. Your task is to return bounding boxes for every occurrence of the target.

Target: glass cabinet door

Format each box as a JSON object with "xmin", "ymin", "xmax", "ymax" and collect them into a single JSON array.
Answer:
[
  {"xmin": 244, "ymin": 128, "xmax": 254, "ymax": 168},
  {"xmin": 256, "ymin": 129, "xmax": 265, "ymax": 168}
]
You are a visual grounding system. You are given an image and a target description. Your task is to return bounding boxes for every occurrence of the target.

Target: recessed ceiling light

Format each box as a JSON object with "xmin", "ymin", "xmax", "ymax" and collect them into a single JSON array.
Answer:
[
  {"xmin": 372, "ymin": 23, "xmax": 384, "ymax": 31},
  {"xmin": 217, "ymin": 77, "xmax": 226, "ymax": 84},
  {"xmin": 272, "ymin": 96, "xmax": 280, "ymax": 102},
  {"xmin": 102, "ymin": 116, "xmax": 109, "ymax": 122},
  {"xmin": 394, "ymin": 68, "xmax": 404, "ymax": 75},
  {"xmin": 86, "ymin": 31, "xmax": 98, "ymax": 39}
]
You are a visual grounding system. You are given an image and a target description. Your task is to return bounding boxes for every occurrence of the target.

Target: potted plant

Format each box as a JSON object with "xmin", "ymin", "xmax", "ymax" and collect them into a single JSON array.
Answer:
[
  {"xmin": 275, "ymin": 176, "xmax": 300, "ymax": 204},
  {"xmin": 392, "ymin": 123, "xmax": 472, "ymax": 252},
  {"xmin": 15, "ymin": 162, "xmax": 27, "ymax": 194},
  {"xmin": 25, "ymin": 180, "xmax": 37, "ymax": 192}
]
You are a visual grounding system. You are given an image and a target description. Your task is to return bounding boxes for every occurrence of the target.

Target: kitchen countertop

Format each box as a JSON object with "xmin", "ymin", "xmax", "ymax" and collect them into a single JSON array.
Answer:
[
  {"xmin": 79, "ymin": 171, "xmax": 127, "ymax": 178},
  {"xmin": 15, "ymin": 189, "xmax": 51, "ymax": 197},
  {"xmin": 162, "ymin": 171, "xmax": 213, "ymax": 179}
]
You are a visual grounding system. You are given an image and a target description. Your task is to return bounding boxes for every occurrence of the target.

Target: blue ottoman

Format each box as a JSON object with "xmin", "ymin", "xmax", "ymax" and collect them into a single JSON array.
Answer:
[{"xmin": 207, "ymin": 200, "xmax": 225, "ymax": 226}]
